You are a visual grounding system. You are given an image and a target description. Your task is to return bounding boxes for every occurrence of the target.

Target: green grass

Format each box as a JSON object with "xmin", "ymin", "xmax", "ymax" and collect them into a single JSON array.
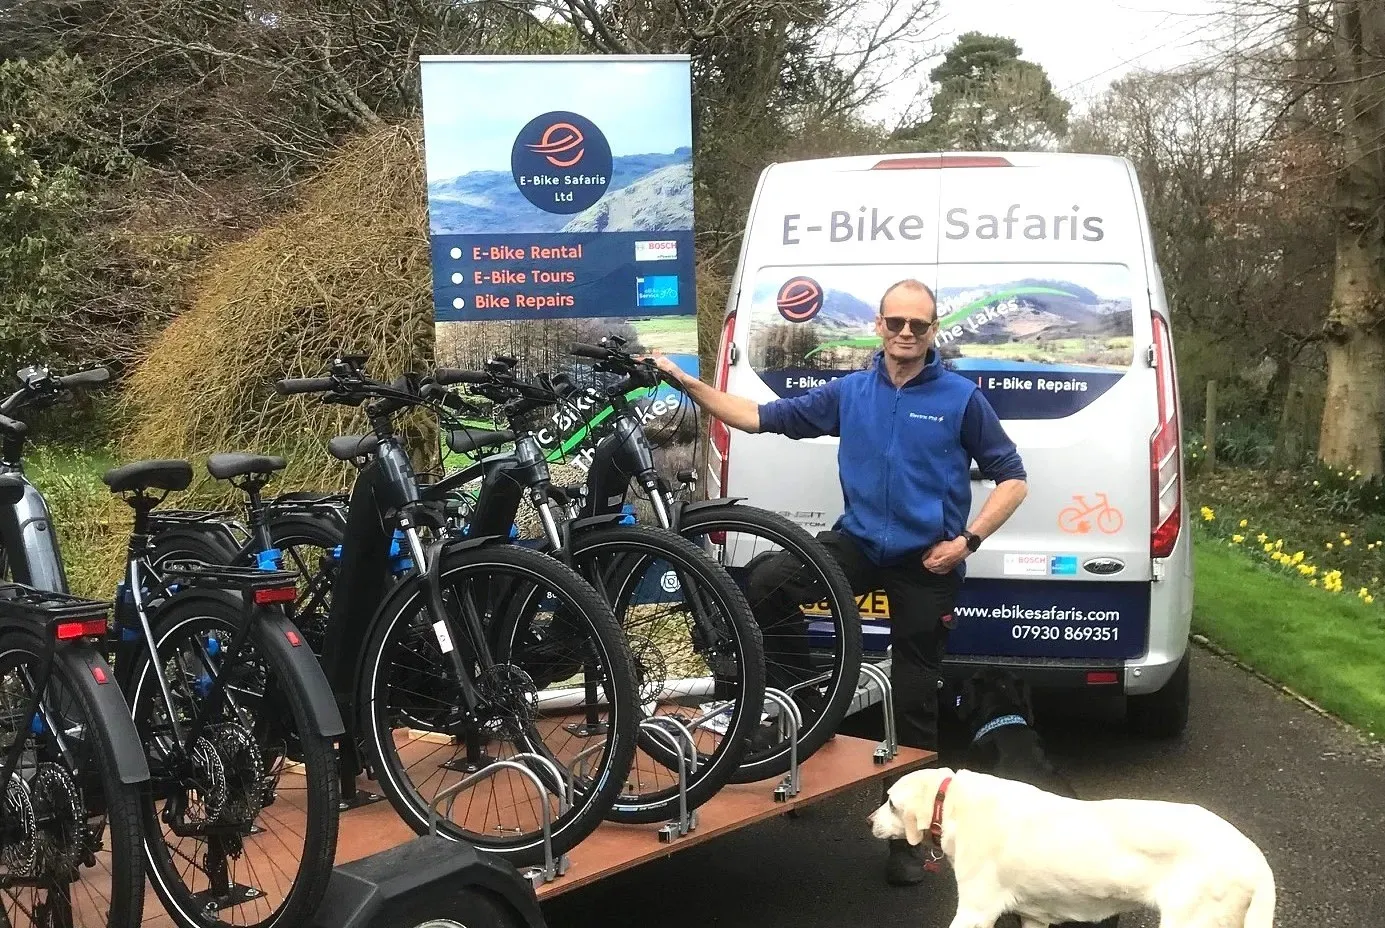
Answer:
[
  {"xmin": 1193, "ymin": 535, "xmax": 1385, "ymax": 737},
  {"xmin": 632, "ymin": 317, "xmax": 700, "ymax": 354}
]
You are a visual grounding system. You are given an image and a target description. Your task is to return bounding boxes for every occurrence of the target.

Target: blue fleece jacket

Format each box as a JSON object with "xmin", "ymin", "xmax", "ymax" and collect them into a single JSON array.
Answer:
[{"xmin": 757, "ymin": 349, "xmax": 1026, "ymax": 571}]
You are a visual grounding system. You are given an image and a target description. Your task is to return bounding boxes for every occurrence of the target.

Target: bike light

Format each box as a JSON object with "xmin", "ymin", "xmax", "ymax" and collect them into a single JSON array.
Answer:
[
  {"xmin": 253, "ymin": 586, "xmax": 298, "ymax": 606},
  {"xmin": 285, "ymin": 629, "xmax": 303, "ymax": 647},
  {"xmin": 91, "ymin": 665, "xmax": 108, "ymax": 684},
  {"xmin": 56, "ymin": 618, "xmax": 108, "ymax": 640}
]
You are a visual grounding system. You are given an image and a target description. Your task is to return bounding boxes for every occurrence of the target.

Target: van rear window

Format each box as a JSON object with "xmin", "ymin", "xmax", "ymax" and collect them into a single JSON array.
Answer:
[{"xmin": 746, "ymin": 262, "xmax": 1135, "ymax": 419}]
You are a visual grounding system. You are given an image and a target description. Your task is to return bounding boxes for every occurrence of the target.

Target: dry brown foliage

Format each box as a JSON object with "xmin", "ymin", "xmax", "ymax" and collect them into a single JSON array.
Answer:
[{"xmin": 119, "ymin": 122, "xmax": 438, "ymax": 506}]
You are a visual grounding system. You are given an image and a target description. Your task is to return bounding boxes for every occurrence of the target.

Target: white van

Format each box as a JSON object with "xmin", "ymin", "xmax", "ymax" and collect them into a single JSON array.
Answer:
[{"xmin": 708, "ymin": 151, "xmax": 1193, "ymax": 737}]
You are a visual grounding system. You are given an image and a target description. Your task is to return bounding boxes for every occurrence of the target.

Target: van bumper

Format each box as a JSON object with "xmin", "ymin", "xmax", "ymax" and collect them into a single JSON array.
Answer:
[
  {"xmin": 847, "ymin": 643, "xmax": 1189, "ymax": 716},
  {"xmin": 938, "ymin": 647, "xmax": 1185, "ymax": 696}
]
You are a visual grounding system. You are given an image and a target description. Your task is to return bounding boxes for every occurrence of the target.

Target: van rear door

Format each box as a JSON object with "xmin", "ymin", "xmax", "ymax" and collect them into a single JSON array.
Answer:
[
  {"xmin": 716, "ymin": 153, "xmax": 1158, "ymax": 665},
  {"xmin": 931, "ymin": 154, "xmax": 1157, "ymax": 665}
]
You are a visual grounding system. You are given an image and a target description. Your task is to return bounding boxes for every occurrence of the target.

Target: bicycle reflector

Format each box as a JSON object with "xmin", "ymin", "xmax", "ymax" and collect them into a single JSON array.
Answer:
[
  {"xmin": 55, "ymin": 618, "xmax": 108, "ymax": 640},
  {"xmin": 253, "ymin": 586, "xmax": 298, "ymax": 606}
]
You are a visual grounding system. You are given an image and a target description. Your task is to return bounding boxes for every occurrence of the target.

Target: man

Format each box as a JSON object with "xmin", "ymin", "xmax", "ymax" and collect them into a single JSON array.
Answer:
[{"xmin": 652, "ymin": 277, "xmax": 1028, "ymax": 886}]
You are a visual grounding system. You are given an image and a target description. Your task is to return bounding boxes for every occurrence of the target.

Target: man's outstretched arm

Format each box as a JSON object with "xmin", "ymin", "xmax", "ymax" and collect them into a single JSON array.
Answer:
[
  {"xmin": 655, "ymin": 357, "xmax": 763, "ymax": 432},
  {"xmin": 652, "ymin": 354, "xmax": 843, "ymax": 439}
]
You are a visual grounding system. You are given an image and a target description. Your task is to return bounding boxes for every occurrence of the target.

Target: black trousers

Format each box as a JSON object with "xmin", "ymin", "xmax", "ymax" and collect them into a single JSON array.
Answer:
[{"xmin": 746, "ymin": 530, "xmax": 960, "ymax": 753}]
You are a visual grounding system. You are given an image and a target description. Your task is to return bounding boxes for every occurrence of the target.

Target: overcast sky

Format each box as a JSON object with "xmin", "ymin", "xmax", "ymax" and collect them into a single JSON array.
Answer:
[{"xmin": 864, "ymin": 0, "xmax": 1233, "ymax": 124}]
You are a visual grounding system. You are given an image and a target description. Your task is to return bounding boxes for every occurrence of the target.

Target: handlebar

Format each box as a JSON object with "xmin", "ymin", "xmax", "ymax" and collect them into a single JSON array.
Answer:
[
  {"xmin": 433, "ymin": 369, "xmax": 493, "ymax": 386},
  {"xmin": 56, "ymin": 367, "xmax": 109, "ymax": 388},
  {"xmin": 273, "ymin": 377, "xmax": 336, "ymax": 396}
]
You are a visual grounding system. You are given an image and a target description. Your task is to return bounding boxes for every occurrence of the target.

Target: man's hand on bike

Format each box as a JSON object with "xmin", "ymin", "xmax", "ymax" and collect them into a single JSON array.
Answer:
[{"xmin": 646, "ymin": 353, "xmax": 687, "ymax": 384}]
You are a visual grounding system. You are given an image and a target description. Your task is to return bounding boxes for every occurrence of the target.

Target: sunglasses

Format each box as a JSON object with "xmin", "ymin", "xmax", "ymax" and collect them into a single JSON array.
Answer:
[{"xmin": 881, "ymin": 316, "xmax": 937, "ymax": 337}]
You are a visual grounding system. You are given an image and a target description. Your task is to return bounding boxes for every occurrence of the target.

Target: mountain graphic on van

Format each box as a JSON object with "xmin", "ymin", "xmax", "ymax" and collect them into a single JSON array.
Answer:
[{"xmin": 805, "ymin": 284, "xmax": 1081, "ymax": 358}]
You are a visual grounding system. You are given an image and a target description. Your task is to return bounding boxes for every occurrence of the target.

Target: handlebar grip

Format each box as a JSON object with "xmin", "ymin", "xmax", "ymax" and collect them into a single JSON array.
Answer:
[
  {"xmin": 57, "ymin": 367, "xmax": 110, "ymax": 388},
  {"xmin": 433, "ymin": 369, "xmax": 492, "ymax": 385},
  {"xmin": 274, "ymin": 377, "xmax": 335, "ymax": 395},
  {"xmin": 569, "ymin": 343, "xmax": 611, "ymax": 360}
]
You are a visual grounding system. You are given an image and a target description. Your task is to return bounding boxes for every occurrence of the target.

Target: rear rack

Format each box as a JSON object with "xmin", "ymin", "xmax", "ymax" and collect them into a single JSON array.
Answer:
[
  {"xmin": 0, "ymin": 583, "xmax": 112, "ymax": 634},
  {"xmin": 149, "ymin": 508, "xmax": 235, "ymax": 526},
  {"xmin": 159, "ymin": 563, "xmax": 301, "ymax": 594}
]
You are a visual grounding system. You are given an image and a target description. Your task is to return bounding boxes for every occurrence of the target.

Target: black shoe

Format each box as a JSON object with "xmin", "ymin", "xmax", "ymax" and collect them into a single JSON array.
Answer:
[{"xmin": 885, "ymin": 839, "xmax": 928, "ymax": 886}]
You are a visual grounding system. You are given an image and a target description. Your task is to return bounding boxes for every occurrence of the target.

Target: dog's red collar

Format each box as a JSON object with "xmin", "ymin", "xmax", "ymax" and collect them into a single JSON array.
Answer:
[{"xmin": 928, "ymin": 775, "xmax": 952, "ymax": 847}]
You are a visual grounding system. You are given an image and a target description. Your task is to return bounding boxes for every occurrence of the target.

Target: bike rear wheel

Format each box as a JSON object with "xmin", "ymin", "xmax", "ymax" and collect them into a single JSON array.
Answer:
[
  {"xmin": 676, "ymin": 503, "xmax": 863, "ymax": 783},
  {"xmin": 0, "ymin": 629, "xmax": 145, "ymax": 928},
  {"xmin": 125, "ymin": 596, "xmax": 339, "ymax": 928},
  {"xmin": 359, "ymin": 542, "xmax": 638, "ymax": 868}
]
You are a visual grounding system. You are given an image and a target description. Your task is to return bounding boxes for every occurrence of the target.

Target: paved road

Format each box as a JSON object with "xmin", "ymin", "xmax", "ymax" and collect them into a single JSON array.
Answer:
[{"xmin": 540, "ymin": 647, "xmax": 1385, "ymax": 927}]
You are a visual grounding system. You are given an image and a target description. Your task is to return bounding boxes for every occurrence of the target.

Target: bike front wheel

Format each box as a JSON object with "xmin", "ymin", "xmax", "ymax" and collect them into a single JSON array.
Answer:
[{"xmin": 359, "ymin": 542, "xmax": 639, "ymax": 868}]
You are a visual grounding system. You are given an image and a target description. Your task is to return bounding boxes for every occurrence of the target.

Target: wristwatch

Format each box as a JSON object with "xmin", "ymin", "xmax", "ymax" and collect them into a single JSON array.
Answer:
[{"xmin": 961, "ymin": 529, "xmax": 982, "ymax": 552}]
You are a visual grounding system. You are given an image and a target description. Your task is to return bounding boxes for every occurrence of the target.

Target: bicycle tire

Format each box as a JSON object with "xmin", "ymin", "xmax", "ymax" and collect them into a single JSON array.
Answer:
[
  {"xmin": 149, "ymin": 527, "xmax": 240, "ymax": 572},
  {"xmin": 358, "ymin": 542, "xmax": 639, "ymax": 867},
  {"xmin": 126, "ymin": 596, "xmax": 340, "ymax": 928},
  {"xmin": 561, "ymin": 523, "xmax": 766, "ymax": 824},
  {"xmin": 0, "ymin": 629, "xmax": 146, "ymax": 928},
  {"xmin": 265, "ymin": 514, "xmax": 346, "ymax": 655},
  {"xmin": 675, "ymin": 504, "xmax": 864, "ymax": 783}
]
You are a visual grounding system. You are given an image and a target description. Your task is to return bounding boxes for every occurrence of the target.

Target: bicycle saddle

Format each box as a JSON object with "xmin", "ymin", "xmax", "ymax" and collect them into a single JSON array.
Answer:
[
  {"xmin": 102, "ymin": 459, "xmax": 194, "ymax": 494},
  {"xmin": 207, "ymin": 453, "xmax": 287, "ymax": 480},
  {"xmin": 0, "ymin": 473, "xmax": 23, "ymax": 506},
  {"xmin": 446, "ymin": 429, "xmax": 516, "ymax": 456}
]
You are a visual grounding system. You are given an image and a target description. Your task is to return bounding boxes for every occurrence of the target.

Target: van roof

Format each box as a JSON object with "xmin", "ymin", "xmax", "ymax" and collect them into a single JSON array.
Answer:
[{"xmin": 760, "ymin": 150, "xmax": 1134, "ymax": 176}]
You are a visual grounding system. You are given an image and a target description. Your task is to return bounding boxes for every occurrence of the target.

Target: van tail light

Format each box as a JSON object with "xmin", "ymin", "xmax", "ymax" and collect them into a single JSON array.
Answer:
[
  {"xmin": 1150, "ymin": 312, "xmax": 1182, "ymax": 559},
  {"xmin": 708, "ymin": 311, "xmax": 737, "ymax": 544},
  {"xmin": 709, "ymin": 310, "xmax": 736, "ymax": 499}
]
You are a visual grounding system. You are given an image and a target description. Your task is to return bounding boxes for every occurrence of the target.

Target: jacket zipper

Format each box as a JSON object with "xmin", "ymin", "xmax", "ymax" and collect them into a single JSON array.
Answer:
[{"xmin": 881, "ymin": 383, "xmax": 901, "ymax": 562}]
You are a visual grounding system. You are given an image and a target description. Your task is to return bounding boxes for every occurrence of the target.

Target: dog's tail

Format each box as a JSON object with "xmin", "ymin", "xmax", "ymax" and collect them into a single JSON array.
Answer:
[{"xmin": 1243, "ymin": 862, "xmax": 1276, "ymax": 928}]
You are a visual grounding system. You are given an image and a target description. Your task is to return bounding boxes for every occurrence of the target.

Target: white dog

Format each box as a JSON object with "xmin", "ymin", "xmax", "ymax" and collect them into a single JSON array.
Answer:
[{"xmin": 869, "ymin": 767, "xmax": 1276, "ymax": 928}]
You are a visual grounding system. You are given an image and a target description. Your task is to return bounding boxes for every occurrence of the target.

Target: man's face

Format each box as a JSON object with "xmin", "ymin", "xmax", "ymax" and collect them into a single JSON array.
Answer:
[{"xmin": 874, "ymin": 286, "xmax": 938, "ymax": 364}]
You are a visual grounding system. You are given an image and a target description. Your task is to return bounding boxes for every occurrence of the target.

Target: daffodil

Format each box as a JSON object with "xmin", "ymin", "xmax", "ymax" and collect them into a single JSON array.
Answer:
[
  {"xmin": 1200, "ymin": 506, "xmax": 1215, "ymax": 522},
  {"xmin": 1257, "ymin": 533, "xmax": 1268, "ymax": 544},
  {"xmin": 1293, "ymin": 551, "xmax": 1305, "ymax": 564},
  {"xmin": 1314, "ymin": 480, "xmax": 1321, "ymax": 487},
  {"xmin": 1326, "ymin": 542, "xmax": 1334, "ymax": 550},
  {"xmin": 1344, "ymin": 538, "xmax": 1353, "ymax": 546},
  {"xmin": 1311, "ymin": 578, "xmax": 1319, "ymax": 587},
  {"xmin": 1232, "ymin": 534, "xmax": 1245, "ymax": 544},
  {"xmin": 1239, "ymin": 519, "xmax": 1248, "ymax": 528},
  {"xmin": 1263, "ymin": 542, "xmax": 1274, "ymax": 554},
  {"xmin": 1367, "ymin": 595, "xmax": 1375, "ymax": 605}
]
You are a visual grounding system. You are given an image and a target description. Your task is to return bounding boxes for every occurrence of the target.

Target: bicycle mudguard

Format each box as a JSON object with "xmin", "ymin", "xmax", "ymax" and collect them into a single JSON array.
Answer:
[
  {"xmin": 255, "ymin": 608, "xmax": 346, "ymax": 738},
  {"xmin": 55, "ymin": 644, "xmax": 151, "ymax": 785},
  {"xmin": 156, "ymin": 586, "xmax": 346, "ymax": 738},
  {"xmin": 666, "ymin": 497, "xmax": 745, "ymax": 529}
]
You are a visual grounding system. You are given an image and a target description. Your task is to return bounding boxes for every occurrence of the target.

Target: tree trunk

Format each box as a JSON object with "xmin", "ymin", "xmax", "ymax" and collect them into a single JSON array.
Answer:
[
  {"xmin": 1318, "ymin": 0, "xmax": 1385, "ymax": 476},
  {"xmin": 1318, "ymin": 231, "xmax": 1385, "ymax": 475}
]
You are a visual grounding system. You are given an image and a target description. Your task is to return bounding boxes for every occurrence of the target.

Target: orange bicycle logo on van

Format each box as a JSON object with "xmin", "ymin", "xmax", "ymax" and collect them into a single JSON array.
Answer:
[{"xmin": 1058, "ymin": 493, "xmax": 1124, "ymax": 535}]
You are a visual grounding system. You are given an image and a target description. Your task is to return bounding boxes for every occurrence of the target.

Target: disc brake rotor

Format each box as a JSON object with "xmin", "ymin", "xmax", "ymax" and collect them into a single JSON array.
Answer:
[
  {"xmin": 30, "ymin": 762, "xmax": 87, "ymax": 879},
  {"xmin": 3, "ymin": 771, "xmax": 36, "ymax": 876}
]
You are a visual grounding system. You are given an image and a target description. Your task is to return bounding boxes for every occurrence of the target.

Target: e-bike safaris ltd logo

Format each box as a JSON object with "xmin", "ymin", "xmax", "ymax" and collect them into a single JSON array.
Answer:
[{"xmin": 511, "ymin": 111, "xmax": 613, "ymax": 214}]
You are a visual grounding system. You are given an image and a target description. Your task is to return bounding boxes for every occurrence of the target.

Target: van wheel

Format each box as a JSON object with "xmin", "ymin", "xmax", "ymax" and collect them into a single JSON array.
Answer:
[{"xmin": 1126, "ymin": 649, "xmax": 1190, "ymax": 738}]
